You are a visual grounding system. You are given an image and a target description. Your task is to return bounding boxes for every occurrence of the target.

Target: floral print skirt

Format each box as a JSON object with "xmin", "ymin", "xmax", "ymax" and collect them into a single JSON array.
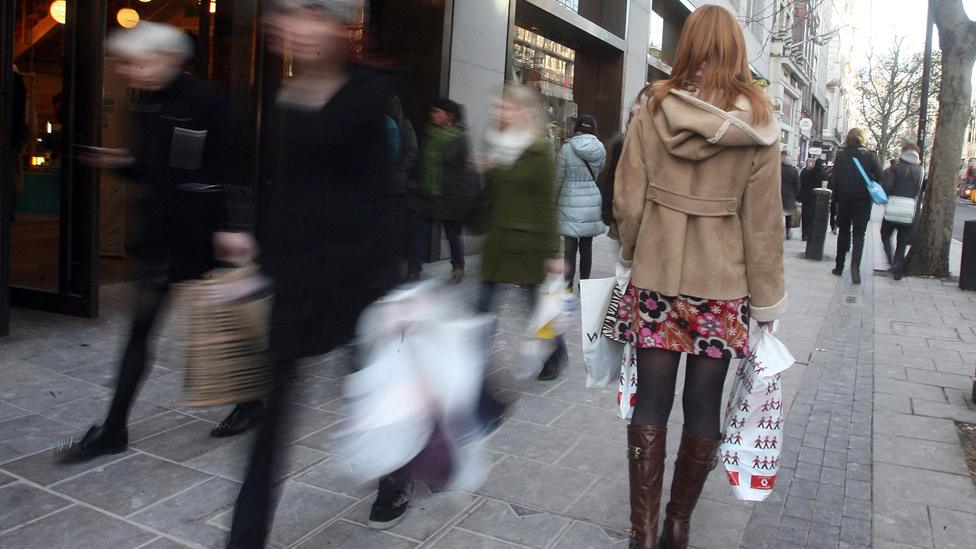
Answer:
[{"xmin": 606, "ymin": 284, "xmax": 750, "ymax": 360}]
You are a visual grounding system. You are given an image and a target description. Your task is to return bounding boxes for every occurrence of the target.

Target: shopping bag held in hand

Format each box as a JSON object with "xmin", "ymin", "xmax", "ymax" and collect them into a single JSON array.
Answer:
[
  {"xmin": 518, "ymin": 274, "xmax": 575, "ymax": 380},
  {"xmin": 720, "ymin": 327, "xmax": 795, "ymax": 501},
  {"xmin": 580, "ymin": 262, "xmax": 631, "ymax": 388},
  {"xmin": 173, "ymin": 266, "xmax": 273, "ymax": 407}
]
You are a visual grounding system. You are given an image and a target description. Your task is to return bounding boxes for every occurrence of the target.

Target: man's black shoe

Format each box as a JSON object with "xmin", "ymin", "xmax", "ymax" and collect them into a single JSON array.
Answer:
[{"xmin": 368, "ymin": 475, "xmax": 413, "ymax": 530}]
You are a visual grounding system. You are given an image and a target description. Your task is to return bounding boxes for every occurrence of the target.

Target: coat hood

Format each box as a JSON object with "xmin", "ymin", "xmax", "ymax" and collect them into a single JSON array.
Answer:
[
  {"xmin": 654, "ymin": 89, "xmax": 781, "ymax": 161},
  {"xmin": 899, "ymin": 149, "xmax": 921, "ymax": 165},
  {"xmin": 569, "ymin": 133, "xmax": 606, "ymax": 163}
]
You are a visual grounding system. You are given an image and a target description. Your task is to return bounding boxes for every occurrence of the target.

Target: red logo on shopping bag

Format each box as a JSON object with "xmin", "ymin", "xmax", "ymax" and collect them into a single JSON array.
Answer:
[
  {"xmin": 727, "ymin": 471, "xmax": 739, "ymax": 486},
  {"xmin": 750, "ymin": 474, "xmax": 776, "ymax": 490}
]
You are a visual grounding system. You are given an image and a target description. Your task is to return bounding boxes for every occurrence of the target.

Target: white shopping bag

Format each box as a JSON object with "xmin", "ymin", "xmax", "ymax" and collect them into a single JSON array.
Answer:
[
  {"xmin": 580, "ymin": 263, "xmax": 631, "ymax": 388},
  {"xmin": 518, "ymin": 274, "xmax": 576, "ymax": 380},
  {"xmin": 616, "ymin": 344, "xmax": 638, "ymax": 419},
  {"xmin": 335, "ymin": 282, "xmax": 492, "ymax": 491},
  {"xmin": 720, "ymin": 328, "xmax": 796, "ymax": 501}
]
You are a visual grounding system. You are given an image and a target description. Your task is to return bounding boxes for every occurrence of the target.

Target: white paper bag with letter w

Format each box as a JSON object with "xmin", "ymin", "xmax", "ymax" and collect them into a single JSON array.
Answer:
[{"xmin": 720, "ymin": 328, "xmax": 795, "ymax": 501}]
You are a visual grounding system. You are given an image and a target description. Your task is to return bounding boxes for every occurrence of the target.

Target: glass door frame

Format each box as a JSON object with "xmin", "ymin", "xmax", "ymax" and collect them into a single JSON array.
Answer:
[{"xmin": 3, "ymin": 0, "xmax": 105, "ymax": 326}]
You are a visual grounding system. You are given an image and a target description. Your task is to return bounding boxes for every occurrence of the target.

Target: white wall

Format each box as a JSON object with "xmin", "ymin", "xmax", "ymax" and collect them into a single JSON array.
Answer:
[{"xmin": 447, "ymin": 0, "xmax": 512, "ymax": 151}]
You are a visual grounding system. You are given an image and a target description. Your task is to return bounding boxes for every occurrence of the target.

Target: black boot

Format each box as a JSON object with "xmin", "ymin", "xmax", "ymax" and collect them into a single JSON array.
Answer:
[
  {"xmin": 211, "ymin": 401, "xmax": 264, "ymax": 438},
  {"xmin": 58, "ymin": 424, "xmax": 128, "ymax": 462},
  {"xmin": 537, "ymin": 344, "xmax": 567, "ymax": 381},
  {"xmin": 368, "ymin": 473, "xmax": 413, "ymax": 529}
]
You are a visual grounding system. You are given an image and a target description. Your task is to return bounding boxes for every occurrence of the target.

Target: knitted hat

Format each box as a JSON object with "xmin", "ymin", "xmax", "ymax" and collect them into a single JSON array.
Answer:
[{"xmin": 433, "ymin": 98, "xmax": 463, "ymax": 122}]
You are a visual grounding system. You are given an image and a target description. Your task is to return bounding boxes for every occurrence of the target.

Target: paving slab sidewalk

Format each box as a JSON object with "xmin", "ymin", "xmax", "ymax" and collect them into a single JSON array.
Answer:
[{"xmin": 0, "ymin": 216, "xmax": 974, "ymax": 548}]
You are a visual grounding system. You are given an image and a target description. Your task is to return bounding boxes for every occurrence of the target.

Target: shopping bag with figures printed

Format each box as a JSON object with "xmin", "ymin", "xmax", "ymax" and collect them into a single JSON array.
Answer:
[
  {"xmin": 720, "ymin": 327, "xmax": 795, "ymax": 501},
  {"xmin": 616, "ymin": 344, "xmax": 638, "ymax": 420}
]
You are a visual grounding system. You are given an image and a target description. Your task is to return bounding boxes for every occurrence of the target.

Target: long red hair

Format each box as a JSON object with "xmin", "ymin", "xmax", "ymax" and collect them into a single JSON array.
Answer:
[{"xmin": 651, "ymin": 5, "xmax": 771, "ymax": 125}]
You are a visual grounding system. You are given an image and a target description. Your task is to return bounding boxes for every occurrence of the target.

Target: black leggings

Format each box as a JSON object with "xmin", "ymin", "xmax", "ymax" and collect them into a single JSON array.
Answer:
[
  {"xmin": 563, "ymin": 236, "xmax": 593, "ymax": 286},
  {"xmin": 631, "ymin": 348, "xmax": 731, "ymax": 440},
  {"xmin": 104, "ymin": 284, "xmax": 169, "ymax": 431}
]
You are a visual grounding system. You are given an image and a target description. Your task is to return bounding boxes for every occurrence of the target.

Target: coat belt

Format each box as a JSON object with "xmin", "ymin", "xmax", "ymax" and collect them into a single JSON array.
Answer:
[{"xmin": 645, "ymin": 184, "xmax": 739, "ymax": 217}]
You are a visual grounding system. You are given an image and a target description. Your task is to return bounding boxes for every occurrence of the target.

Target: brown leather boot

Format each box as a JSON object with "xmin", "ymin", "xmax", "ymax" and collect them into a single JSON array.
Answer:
[
  {"xmin": 627, "ymin": 424, "xmax": 667, "ymax": 549},
  {"xmin": 659, "ymin": 429, "xmax": 721, "ymax": 549}
]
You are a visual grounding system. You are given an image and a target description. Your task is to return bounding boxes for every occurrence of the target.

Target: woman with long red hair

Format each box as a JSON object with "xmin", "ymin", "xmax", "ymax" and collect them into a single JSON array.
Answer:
[{"xmin": 611, "ymin": 6, "xmax": 785, "ymax": 548}]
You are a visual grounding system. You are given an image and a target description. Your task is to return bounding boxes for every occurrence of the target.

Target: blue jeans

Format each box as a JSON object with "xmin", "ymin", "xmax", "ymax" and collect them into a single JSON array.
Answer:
[{"xmin": 408, "ymin": 215, "xmax": 464, "ymax": 274}]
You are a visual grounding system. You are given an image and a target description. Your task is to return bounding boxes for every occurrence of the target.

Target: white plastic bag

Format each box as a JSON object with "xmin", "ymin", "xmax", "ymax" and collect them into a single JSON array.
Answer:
[
  {"xmin": 720, "ymin": 328, "xmax": 796, "ymax": 501},
  {"xmin": 335, "ymin": 282, "xmax": 492, "ymax": 491},
  {"xmin": 517, "ymin": 274, "xmax": 576, "ymax": 380},
  {"xmin": 580, "ymin": 263, "xmax": 631, "ymax": 388}
]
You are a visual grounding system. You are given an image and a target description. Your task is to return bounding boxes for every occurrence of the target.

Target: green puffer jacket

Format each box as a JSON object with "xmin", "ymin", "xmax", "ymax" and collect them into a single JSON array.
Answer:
[{"xmin": 480, "ymin": 140, "xmax": 560, "ymax": 285}]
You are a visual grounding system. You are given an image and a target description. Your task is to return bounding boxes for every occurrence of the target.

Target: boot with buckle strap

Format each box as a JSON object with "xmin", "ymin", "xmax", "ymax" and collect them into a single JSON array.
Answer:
[
  {"xmin": 627, "ymin": 424, "xmax": 668, "ymax": 549},
  {"xmin": 659, "ymin": 429, "xmax": 722, "ymax": 549}
]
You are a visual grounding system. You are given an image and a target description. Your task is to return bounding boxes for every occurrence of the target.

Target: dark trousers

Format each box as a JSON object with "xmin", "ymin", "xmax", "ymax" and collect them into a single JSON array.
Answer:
[
  {"xmin": 801, "ymin": 196, "xmax": 815, "ymax": 239},
  {"xmin": 880, "ymin": 220, "xmax": 911, "ymax": 275},
  {"xmin": 835, "ymin": 199, "xmax": 873, "ymax": 271},
  {"xmin": 563, "ymin": 236, "xmax": 593, "ymax": 287},
  {"xmin": 103, "ymin": 283, "xmax": 169, "ymax": 431},
  {"xmin": 408, "ymin": 215, "xmax": 464, "ymax": 274}
]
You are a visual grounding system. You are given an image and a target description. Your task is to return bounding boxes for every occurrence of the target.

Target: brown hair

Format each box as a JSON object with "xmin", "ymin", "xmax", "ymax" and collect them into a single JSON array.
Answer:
[
  {"xmin": 901, "ymin": 142, "xmax": 921, "ymax": 154},
  {"xmin": 651, "ymin": 5, "xmax": 771, "ymax": 125},
  {"xmin": 846, "ymin": 128, "xmax": 865, "ymax": 148}
]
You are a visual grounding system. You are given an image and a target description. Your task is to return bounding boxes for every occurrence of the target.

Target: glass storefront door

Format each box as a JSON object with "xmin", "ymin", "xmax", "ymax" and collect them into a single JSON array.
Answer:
[{"xmin": 4, "ymin": 0, "xmax": 105, "ymax": 320}]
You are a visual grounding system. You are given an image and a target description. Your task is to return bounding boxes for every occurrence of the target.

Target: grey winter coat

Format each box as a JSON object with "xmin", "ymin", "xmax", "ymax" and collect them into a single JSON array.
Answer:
[{"xmin": 555, "ymin": 134, "xmax": 607, "ymax": 237}]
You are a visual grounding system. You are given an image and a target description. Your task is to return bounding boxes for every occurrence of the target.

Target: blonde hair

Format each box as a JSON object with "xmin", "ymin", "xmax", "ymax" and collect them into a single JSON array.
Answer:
[
  {"xmin": 651, "ymin": 5, "xmax": 771, "ymax": 125},
  {"xmin": 501, "ymin": 84, "xmax": 548, "ymax": 137},
  {"xmin": 846, "ymin": 128, "xmax": 866, "ymax": 148}
]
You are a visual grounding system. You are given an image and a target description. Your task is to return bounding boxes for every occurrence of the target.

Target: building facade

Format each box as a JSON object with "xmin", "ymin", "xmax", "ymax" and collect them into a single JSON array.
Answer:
[{"xmin": 0, "ymin": 0, "xmax": 851, "ymax": 333}]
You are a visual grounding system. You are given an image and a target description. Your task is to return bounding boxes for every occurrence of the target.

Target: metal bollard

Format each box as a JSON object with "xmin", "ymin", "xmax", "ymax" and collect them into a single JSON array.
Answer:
[
  {"xmin": 960, "ymin": 220, "xmax": 976, "ymax": 292},
  {"xmin": 804, "ymin": 188, "xmax": 832, "ymax": 260}
]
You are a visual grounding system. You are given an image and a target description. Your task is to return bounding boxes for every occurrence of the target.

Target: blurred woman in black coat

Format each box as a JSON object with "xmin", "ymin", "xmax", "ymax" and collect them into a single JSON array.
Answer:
[{"xmin": 800, "ymin": 158, "xmax": 827, "ymax": 240}]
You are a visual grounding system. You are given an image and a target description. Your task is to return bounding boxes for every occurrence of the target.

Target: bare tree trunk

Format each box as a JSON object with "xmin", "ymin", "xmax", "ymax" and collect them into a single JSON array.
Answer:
[{"xmin": 905, "ymin": 0, "xmax": 976, "ymax": 277}]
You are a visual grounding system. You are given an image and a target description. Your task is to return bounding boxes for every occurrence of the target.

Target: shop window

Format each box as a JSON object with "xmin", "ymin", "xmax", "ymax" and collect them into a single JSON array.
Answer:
[
  {"xmin": 512, "ymin": 26, "xmax": 577, "ymax": 147},
  {"xmin": 555, "ymin": 0, "xmax": 580, "ymax": 12},
  {"xmin": 649, "ymin": 11, "xmax": 664, "ymax": 61}
]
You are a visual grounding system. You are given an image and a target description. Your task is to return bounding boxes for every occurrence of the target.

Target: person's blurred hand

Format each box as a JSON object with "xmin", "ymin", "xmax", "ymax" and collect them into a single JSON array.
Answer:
[
  {"xmin": 214, "ymin": 231, "xmax": 258, "ymax": 265},
  {"xmin": 76, "ymin": 147, "xmax": 134, "ymax": 169},
  {"xmin": 545, "ymin": 258, "xmax": 564, "ymax": 274}
]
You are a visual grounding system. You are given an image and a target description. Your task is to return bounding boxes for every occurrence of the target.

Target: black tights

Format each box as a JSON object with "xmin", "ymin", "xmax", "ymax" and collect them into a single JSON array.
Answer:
[
  {"xmin": 104, "ymin": 284, "xmax": 169, "ymax": 432},
  {"xmin": 631, "ymin": 348, "xmax": 731, "ymax": 440}
]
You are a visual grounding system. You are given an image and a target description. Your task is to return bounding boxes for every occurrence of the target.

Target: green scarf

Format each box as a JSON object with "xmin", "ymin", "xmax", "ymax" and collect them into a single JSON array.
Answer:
[{"xmin": 422, "ymin": 125, "xmax": 463, "ymax": 197}]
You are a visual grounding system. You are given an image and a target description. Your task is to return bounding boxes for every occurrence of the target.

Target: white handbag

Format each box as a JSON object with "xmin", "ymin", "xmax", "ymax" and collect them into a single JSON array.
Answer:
[{"xmin": 883, "ymin": 196, "xmax": 917, "ymax": 224}]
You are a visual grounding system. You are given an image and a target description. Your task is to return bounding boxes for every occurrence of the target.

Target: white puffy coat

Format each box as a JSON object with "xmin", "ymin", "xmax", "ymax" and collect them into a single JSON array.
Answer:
[{"xmin": 555, "ymin": 134, "xmax": 607, "ymax": 237}]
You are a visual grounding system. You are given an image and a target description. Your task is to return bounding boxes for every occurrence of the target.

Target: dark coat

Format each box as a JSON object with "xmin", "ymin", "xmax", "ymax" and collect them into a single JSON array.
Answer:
[
  {"xmin": 829, "ymin": 147, "xmax": 884, "ymax": 202},
  {"xmin": 261, "ymin": 69, "xmax": 399, "ymax": 357},
  {"xmin": 881, "ymin": 154, "xmax": 924, "ymax": 199},
  {"xmin": 480, "ymin": 140, "xmax": 559, "ymax": 285},
  {"xmin": 800, "ymin": 164, "xmax": 827, "ymax": 203},
  {"xmin": 122, "ymin": 74, "xmax": 251, "ymax": 281},
  {"xmin": 781, "ymin": 162, "xmax": 800, "ymax": 213},
  {"xmin": 598, "ymin": 135, "xmax": 625, "ymax": 226},
  {"xmin": 409, "ymin": 129, "xmax": 478, "ymax": 221}
]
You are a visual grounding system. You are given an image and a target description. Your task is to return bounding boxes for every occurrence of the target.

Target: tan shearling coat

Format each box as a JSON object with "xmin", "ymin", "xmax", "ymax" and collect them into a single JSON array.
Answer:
[{"xmin": 613, "ymin": 88, "xmax": 787, "ymax": 322}]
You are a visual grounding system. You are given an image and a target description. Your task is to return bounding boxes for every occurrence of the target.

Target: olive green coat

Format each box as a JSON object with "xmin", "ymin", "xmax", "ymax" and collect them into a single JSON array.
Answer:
[{"xmin": 479, "ymin": 140, "xmax": 560, "ymax": 285}]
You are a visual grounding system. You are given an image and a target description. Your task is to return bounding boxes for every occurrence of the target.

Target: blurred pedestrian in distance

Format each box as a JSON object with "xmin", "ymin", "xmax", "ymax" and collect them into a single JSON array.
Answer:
[
  {"xmin": 800, "ymin": 158, "xmax": 828, "ymax": 241},
  {"xmin": 225, "ymin": 1, "xmax": 400, "ymax": 547},
  {"xmin": 476, "ymin": 84, "xmax": 569, "ymax": 382},
  {"xmin": 829, "ymin": 128, "xmax": 883, "ymax": 284},
  {"xmin": 781, "ymin": 149, "xmax": 800, "ymax": 240},
  {"xmin": 611, "ymin": 5, "xmax": 786, "ymax": 547},
  {"xmin": 880, "ymin": 143, "xmax": 923, "ymax": 280},
  {"xmin": 555, "ymin": 114, "xmax": 606, "ymax": 289},
  {"xmin": 407, "ymin": 98, "xmax": 475, "ymax": 283},
  {"xmin": 60, "ymin": 21, "xmax": 260, "ymax": 462},
  {"xmin": 389, "ymin": 95, "xmax": 419, "ymax": 195}
]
